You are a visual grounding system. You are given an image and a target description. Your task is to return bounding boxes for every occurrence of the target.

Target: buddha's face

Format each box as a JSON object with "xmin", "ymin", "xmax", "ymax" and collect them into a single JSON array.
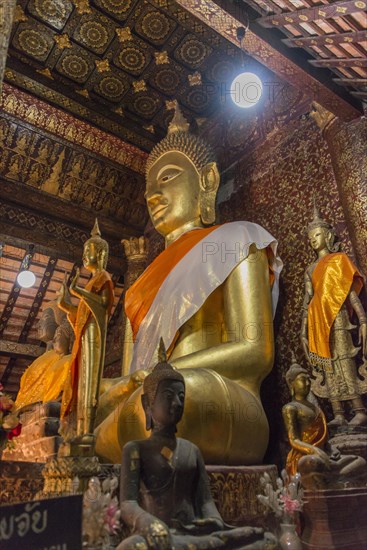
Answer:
[
  {"xmin": 292, "ymin": 373, "xmax": 311, "ymax": 398},
  {"xmin": 150, "ymin": 379, "xmax": 185, "ymax": 427},
  {"xmin": 53, "ymin": 326, "xmax": 69, "ymax": 356},
  {"xmin": 308, "ymin": 227, "xmax": 328, "ymax": 253},
  {"xmin": 83, "ymin": 241, "xmax": 98, "ymax": 271},
  {"xmin": 145, "ymin": 151, "xmax": 201, "ymax": 236},
  {"xmin": 38, "ymin": 310, "xmax": 57, "ymax": 342}
]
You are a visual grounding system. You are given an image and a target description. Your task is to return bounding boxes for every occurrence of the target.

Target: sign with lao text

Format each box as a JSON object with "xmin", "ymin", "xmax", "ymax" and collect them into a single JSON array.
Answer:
[{"xmin": 0, "ymin": 494, "xmax": 82, "ymax": 550}]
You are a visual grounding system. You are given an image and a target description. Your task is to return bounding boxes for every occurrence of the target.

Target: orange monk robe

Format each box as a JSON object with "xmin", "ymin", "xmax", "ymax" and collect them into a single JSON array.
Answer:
[
  {"xmin": 286, "ymin": 409, "xmax": 328, "ymax": 477},
  {"xmin": 61, "ymin": 270, "xmax": 114, "ymax": 418},
  {"xmin": 125, "ymin": 226, "xmax": 219, "ymax": 341},
  {"xmin": 308, "ymin": 253, "xmax": 364, "ymax": 368},
  {"xmin": 125, "ymin": 225, "xmax": 276, "ymax": 343},
  {"xmin": 15, "ymin": 350, "xmax": 60, "ymax": 409}
]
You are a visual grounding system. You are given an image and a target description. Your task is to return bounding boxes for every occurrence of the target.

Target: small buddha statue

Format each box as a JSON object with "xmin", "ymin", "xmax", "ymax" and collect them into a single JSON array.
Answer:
[
  {"xmin": 301, "ymin": 206, "xmax": 367, "ymax": 426},
  {"xmin": 118, "ymin": 349, "xmax": 276, "ymax": 549},
  {"xmin": 282, "ymin": 360, "xmax": 366, "ymax": 490},
  {"xmin": 42, "ymin": 318, "xmax": 74, "ymax": 403},
  {"xmin": 58, "ymin": 219, "xmax": 114, "ymax": 455},
  {"xmin": 95, "ymin": 104, "xmax": 283, "ymax": 465},
  {"xmin": 15, "ymin": 303, "xmax": 65, "ymax": 410}
]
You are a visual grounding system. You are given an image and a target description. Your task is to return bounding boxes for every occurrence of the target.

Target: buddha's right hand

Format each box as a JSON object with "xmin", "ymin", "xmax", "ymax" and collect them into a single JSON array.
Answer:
[{"xmin": 137, "ymin": 514, "xmax": 172, "ymax": 549}]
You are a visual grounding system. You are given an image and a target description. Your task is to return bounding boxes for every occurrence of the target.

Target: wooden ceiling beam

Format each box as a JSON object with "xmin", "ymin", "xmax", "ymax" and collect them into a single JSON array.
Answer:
[
  {"xmin": 1, "ymin": 358, "xmax": 17, "ymax": 386},
  {"xmin": 0, "ymin": 249, "xmax": 35, "ymax": 338},
  {"xmin": 256, "ymin": 0, "xmax": 364, "ymax": 28},
  {"xmin": 174, "ymin": 0, "xmax": 361, "ymax": 119},
  {"xmin": 18, "ymin": 256, "xmax": 57, "ymax": 343},
  {"xmin": 309, "ymin": 57, "xmax": 367, "ymax": 68},
  {"xmin": 0, "ymin": 340, "xmax": 43, "ymax": 359},
  {"xmin": 351, "ymin": 91, "xmax": 367, "ymax": 98},
  {"xmin": 282, "ymin": 30, "xmax": 367, "ymax": 48},
  {"xmin": 333, "ymin": 77, "xmax": 367, "ymax": 86}
]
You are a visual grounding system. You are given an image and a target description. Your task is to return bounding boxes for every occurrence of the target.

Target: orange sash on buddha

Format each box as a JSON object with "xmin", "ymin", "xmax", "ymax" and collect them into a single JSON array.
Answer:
[
  {"xmin": 308, "ymin": 253, "xmax": 364, "ymax": 369},
  {"xmin": 61, "ymin": 270, "xmax": 114, "ymax": 418},
  {"xmin": 125, "ymin": 225, "xmax": 219, "ymax": 340},
  {"xmin": 286, "ymin": 408, "xmax": 328, "ymax": 477}
]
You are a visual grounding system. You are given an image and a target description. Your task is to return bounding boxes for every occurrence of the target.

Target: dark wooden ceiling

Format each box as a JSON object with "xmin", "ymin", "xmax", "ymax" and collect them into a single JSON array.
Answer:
[
  {"xmin": 7, "ymin": 0, "xmax": 363, "ymax": 153},
  {"xmin": 6, "ymin": 0, "xmax": 250, "ymax": 150},
  {"xmin": 243, "ymin": 0, "xmax": 367, "ymax": 102}
]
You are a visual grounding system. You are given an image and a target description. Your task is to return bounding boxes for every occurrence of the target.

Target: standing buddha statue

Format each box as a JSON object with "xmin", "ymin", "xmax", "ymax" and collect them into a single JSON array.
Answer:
[
  {"xmin": 95, "ymin": 105, "xmax": 282, "ymax": 465},
  {"xmin": 300, "ymin": 206, "xmax": 367, "ymax": 426},
  {"xmin": 58, "ymin": 219, "xmax": 114, "ymax": 455}
]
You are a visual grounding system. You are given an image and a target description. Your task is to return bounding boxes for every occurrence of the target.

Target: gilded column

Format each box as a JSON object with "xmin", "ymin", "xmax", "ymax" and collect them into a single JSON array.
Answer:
[
  {"xmin": 0, "ymin": 0, "xmax": 16, "ymax": 96},
  {"xmin": 121, "ymin": 236, "xmax": 147, "ymax": 375},
  {"xmin": 310, "ymin": 102, "xmax": 367, "ymax": 274}
]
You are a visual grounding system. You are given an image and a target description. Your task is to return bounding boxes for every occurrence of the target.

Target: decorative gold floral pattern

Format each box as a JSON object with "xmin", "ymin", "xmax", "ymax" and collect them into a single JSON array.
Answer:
[
  {"xmin": 132, "ymin": 95, "xmax": 160, "ymax": 118},
  {"xmin": 30, "ymin": 0, "xmax": 72, "ymax": 30},
  {"xmin": 77, "ymin": 20, "xmax": 110, "ymax": 53},
  {"xmin": 116, "ymin": 47, "xmax": 149, "ymax": 74},
  {"xmin": 136, "ymin": 10, "xmax": 174, "ymax": 44},
  {"xmin": 94, "ymin": 0, "xmax": 132, "ymax": 18},
  {"xmin": 57, "ymin": 53, "xmax": 92, "ymax": 83},
  {"xmin": 174, "ymin": 35, "xmax": 212, "ymax": 68},
  {"xmin": 151, "ymin": 68, "xmax": 180, "ymax": 93},
  {"xmin": 14, "ymin": 26, "xmax": 54, "ymax": 61},
  {"xmin": 95, "ymin": 75, "xmax": 126, "ymax": 101}
]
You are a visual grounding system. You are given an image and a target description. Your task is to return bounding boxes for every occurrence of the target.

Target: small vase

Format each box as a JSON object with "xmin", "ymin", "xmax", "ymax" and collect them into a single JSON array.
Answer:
[{"xmin": 279, "ymin": 523, "xmax": 302, "ymax": 550}]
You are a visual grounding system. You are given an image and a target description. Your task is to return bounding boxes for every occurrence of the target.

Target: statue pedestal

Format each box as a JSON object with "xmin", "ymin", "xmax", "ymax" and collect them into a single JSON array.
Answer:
[
  {"xmin": 329, "ymin": 425, "xmax": 367, "ymax": 461},
  {"xmin": 2, "ymin": 401, "xmax": 62, "ymax": 462},
  {"xmin": 206, "ymin": 464, "xmax": 278, "ymax": 529},
  {"xmin": 39, "ymin": 455, "xmax": 101, "ymax": 497},
  {"xmin": 301, "ymin": 487, "xmax": 367, "ymax": 549}
]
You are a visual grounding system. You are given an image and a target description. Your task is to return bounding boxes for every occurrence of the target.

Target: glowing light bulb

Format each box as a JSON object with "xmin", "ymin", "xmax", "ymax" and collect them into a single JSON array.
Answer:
[
  {"xmin": 17, "ymin": 270, "xmax": 36, "ymax": 288},
  {"xmin": 230, "ymin": 72, "xmax": 263, "ymax": 108}
]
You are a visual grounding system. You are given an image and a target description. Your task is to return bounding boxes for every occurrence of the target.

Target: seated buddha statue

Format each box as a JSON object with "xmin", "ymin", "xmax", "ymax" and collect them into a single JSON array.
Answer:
[
  {"xmin": 282, "ymin": 360, "xmax": 366, "ymax": 490},
  {"xmin": 95, "ymin": 105, "xmax": 282, "ymax": 465},
  {"xmin": 117, "ymin": 353, "xmax": 275, "ymax": 549},
  {"xmin": 15, "ymin": 302, "xmax": 70, "ymax": 410}
]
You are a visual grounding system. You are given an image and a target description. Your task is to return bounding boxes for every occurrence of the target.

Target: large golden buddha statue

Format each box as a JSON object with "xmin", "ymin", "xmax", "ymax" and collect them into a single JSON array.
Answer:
[{"xmin": 95, "ymin": 105, "xmax": 282, "ymax": 465}]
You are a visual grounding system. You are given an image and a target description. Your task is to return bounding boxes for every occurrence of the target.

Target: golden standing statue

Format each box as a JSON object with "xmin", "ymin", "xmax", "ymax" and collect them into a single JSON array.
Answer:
[
  {"xmin": 301, "ymin": 207, "xmax": 367, "ymax": 426},
  {"xmin": 95, "ymin": 106, "xmax": 282, "ymax": 465},
  {"xmin": 58, "ymin": 220, "xmax": 114, "ymax": 455}
]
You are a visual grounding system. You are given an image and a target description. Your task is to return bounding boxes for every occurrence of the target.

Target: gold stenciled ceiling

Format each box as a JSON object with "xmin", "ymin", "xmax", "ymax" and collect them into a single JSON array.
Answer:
[{"xmin": 6, "ymin": 0, "xmax": 249, "ymax": 150}]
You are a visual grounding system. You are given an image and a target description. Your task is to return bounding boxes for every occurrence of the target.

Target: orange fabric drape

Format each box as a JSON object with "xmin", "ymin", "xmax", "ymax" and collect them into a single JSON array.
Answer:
[
  {"xmin": 61, "ymin": 270, "xmax": 114, "ymax": 418},
  {"xmin": 125, "ymin": 226, "xmax": 277, "ymax": 341},
  {"xmin": 286, "ymin": 409, "xmax": 328, "ymax": 477},
  {"xmin": 125, "ymin": 226, "xmax": 219, "ymax": 340},
  {"xmin": 308, "ymin": 253, "xmax": 364, "ymax": 362}
]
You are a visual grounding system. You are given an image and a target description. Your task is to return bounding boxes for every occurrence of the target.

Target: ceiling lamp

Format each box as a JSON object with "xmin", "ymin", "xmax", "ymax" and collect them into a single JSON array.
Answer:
[
  {"xmin": 230, "ymin": 24, "xmax": 263, "ymax": 109},
  {"xmin": 17, "ymin": 270, "xmax": 36, "ymax": 288},
  {"xmin": 17, "ymin": 244, "xmax": 36, "ymax": 288},
  {"xmin": 230, "ymin": 72, "xmax": 263, "ymax": 108}
]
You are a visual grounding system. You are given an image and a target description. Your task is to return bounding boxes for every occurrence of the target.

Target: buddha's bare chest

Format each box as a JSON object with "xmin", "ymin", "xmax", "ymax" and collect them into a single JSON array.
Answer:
[{"xmin": 170, "ymin": 285, "xmax": 225, "ymax": 358}]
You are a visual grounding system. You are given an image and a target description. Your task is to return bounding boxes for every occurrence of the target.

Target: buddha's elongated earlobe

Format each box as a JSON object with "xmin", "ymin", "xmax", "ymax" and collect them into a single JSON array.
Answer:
[
  {"xmin": 199, "ymin": 162, "xmax": 220, "ymax": 225},
  {"xmin": 141, "ymin": 394, "xmax": 152, "ymax": 431}
]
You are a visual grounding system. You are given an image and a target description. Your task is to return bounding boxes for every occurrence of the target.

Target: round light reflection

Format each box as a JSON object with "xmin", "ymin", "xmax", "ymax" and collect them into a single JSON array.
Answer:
[
  {"xmin": 17, "ymin": 270, "xmax": 36, "ymax": 288},
  {"xmin": 230, "ymin": 72, "xmax": 263, "ymax": 108}
]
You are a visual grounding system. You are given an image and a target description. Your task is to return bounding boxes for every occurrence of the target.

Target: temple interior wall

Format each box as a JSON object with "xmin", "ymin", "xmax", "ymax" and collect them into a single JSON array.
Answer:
[{"xmin": 218, "ymin": 116, "xmax": 364, "ymax": 465}]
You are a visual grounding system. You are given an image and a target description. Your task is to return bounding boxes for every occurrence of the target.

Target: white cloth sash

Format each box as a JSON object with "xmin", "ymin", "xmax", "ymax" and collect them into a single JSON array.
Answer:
[{"xmin": 130, "ymin": 221, "xmax": 282, "ymax": 372}]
